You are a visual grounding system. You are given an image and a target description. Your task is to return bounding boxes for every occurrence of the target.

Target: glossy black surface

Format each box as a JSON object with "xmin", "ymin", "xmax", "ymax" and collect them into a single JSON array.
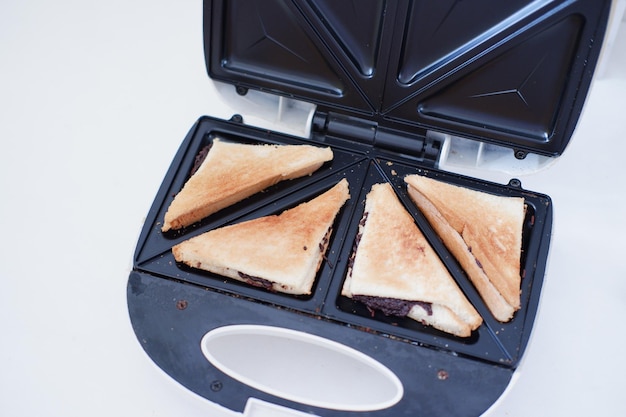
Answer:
[{"xmin": 205, "ymin": 0, "xmax": 611, "ymax": 156}]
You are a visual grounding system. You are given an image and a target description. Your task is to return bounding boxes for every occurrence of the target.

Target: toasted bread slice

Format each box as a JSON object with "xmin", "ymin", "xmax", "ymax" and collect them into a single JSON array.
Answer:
[
  {"xmin": 342, "ymin": 183, "xmax": 482, "ymax": 337},
  {"xmin": 162, "ymin": 139, "xmax": 334, "ymax": 232},
  {"xmin": 404, "ymin": 174, "xmax": 525, "ymax": 322},
  {"xmin": 172, "ymin": 179, "xmax": 350, "ymax": 295}
]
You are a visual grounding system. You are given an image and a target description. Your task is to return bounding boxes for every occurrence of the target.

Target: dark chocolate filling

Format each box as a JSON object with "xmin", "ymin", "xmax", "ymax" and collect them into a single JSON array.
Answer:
[
  {"xmin": 353, "ymin": 295, "xmax": 433, "ymax": 317},
  {"xmin": 347, "ymin": 211, "xmax": 368, "ymax": 276},
  {"xmin": 319, "ymin": 225, "xmax": 335, "ymax": 268},
  {"xmin": 238, "ymin": 271, "xmax": 274, "ymax": 291},
  {"xmin": 234, "ymin": 225, "xmax": 335, "ymax": 293},
  {"xmin": 347, "ymin": 211, "xmax": 432, "ymax": 318},
  {"xmin": 190, "ymin": 143, "xmax": 213, "ymax": 176},
  {"xmin": 468, "ymin": 245, "xmax": 485, "ymax": 271}
]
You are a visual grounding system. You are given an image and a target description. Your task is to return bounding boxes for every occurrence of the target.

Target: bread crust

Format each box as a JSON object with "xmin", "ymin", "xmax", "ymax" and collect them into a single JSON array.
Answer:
[
  {"xmin": 404, "ymin": 174, "xmax": 525, "ymax": 322},
  {"xmin": 172, "ymin": 179, "xmax": 350, "ymax": 295},
  {"xmin": 342, "ymin": 183, "xmax": 482, "ymax": 337},
  {"xmin": 162, "ymin": 139, "xmax": 334, "ymax": 232}
]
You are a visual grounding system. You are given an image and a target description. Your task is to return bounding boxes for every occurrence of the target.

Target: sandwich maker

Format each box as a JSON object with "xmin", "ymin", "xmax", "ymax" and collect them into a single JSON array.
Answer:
[{"xmin": 127, "ymin": 1, "xmax": 612, "ymax": 415}]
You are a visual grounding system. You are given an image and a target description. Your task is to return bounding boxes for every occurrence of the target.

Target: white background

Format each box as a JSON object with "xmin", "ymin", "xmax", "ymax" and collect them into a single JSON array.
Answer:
[{"xmin": 1, "ymin": 1, "xmax": 625, "ymax": 416}]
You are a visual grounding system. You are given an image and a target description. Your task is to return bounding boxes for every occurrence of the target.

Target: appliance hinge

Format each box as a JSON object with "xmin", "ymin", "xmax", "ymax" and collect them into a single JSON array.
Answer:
[
  {"xmin": 375, "ymin": 125, "xmax": 440, "ymax": 163},
  {"xmin": 312, "ymin": 111, "xmax": 376, "ymax": 146},
  {"xmin": 312, "ymin": 111, "xmax": 441, "ymax": 164}
]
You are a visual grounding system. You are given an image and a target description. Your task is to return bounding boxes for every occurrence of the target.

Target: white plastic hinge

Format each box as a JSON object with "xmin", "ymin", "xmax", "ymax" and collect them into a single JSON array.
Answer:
[
  {"xmin": 432, "ymin": 131, "xmax": 557, "ymax": 184},
  {"xmin": 212, "ymin": 80, "xmax": 316, "ymax": 138}
]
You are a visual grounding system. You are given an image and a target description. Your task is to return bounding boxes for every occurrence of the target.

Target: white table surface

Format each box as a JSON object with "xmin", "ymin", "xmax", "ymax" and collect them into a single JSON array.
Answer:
[{"xmin": 1, "ymin": 1, "xmax": 625, "ymax": 416}]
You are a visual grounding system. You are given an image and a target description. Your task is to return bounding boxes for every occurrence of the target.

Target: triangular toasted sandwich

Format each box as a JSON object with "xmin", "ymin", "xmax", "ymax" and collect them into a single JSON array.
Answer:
[
  {"xmin": 342, "ymin": 183, "xmax": 482, "ymax": 337},
  {"xmin": 172, "ymin": 179, "xmax": 350, "ymax": 295},
  {"xmin": 404, "ymin": 174, "xmax": 526, "ymax": 322},
  {"xmin": 162, "ymin": 138, "xmax": 334, "ymax": 232}
]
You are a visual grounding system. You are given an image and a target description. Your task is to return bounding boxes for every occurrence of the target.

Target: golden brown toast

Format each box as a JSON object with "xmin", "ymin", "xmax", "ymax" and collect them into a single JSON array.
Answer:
[
  {"xmin": 404, "ymin": 174, "xmax": 525, "ymax": 322},
  {"xmin": 172, "ymin": 179, "xmax": 350, "ymax": 295},
  {"xmin": 342, "ymin": 182, "xmax": 482, "ymax": 337},
  {"xmin": 162, "ymin": 139, "xmax": 333, "ymax": 232}
]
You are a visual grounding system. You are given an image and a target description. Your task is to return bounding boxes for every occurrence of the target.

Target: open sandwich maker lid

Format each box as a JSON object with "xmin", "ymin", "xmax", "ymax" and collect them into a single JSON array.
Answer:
[{"xmin": 204, "ymin": 0, "xmax": 612, "ymax": 157}]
